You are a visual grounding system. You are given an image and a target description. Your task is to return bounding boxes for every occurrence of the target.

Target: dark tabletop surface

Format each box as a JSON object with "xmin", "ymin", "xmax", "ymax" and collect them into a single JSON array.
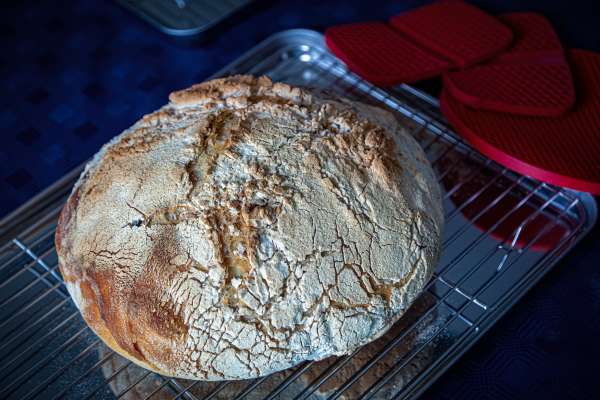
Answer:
[{"xmin": 1, "ymin": 1, "xmax": 599, "ymax": 399}]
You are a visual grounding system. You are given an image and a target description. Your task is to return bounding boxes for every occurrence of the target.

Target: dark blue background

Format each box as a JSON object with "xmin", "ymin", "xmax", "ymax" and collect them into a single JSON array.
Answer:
[{"xmin": 1, "ymin": 1, "xmax": 599, "ymax": 398}]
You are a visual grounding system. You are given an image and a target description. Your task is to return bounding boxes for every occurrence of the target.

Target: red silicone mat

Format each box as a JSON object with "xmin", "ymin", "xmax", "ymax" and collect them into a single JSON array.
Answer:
[
  {"xmin": 389, "ymin": 0, "xmax": 513, "ymax": 68},
  {"xmin": 444, "ymin": 13, "xmax": 575, "ymax": 116},
  {"xmin": 325, "ymin": 22, "xmax": 450, "ymax": 86},
  {"xmin": 440, "ymin": 49, "xmax": 600, "ymax": 194},
  {"xmin": 498, "ymin": 12, "xmax": 564, "ymax": 57}
]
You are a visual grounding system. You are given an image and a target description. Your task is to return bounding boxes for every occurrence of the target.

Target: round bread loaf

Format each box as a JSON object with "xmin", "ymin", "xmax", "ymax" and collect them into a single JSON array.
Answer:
[{"xmin": 56, "ymin": 75, "xmax": 443, "ymax": 380}]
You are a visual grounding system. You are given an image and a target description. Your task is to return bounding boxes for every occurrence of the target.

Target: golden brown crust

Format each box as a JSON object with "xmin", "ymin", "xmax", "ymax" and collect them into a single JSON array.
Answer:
[
  {"xmin": 56, "ymin": 75, "xmax": 443, "ymax": 380},
  {"xmin": 57, "ymin": 187, "xmax": 164, "ymax": 374}
]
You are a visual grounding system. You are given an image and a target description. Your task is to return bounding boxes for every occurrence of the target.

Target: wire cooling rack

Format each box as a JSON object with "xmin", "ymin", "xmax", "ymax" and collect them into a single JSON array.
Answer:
[{"xmin": 0, "ymin": 30, "xmax": 596, "ymax": 400}]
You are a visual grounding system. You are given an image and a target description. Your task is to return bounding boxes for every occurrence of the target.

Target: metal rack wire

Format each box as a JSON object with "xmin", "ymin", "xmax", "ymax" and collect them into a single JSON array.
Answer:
[{"xmin": 0, "ymin": 30, "xmax": 596, "ymax": 399}]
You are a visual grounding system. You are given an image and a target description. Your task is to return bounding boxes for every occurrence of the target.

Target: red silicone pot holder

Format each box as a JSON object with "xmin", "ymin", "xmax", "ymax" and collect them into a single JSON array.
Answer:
[
  {"xmin": 324, "ymin": 22, "xmax": 450, "ymax": 86},
  {"xmin": 325, "ymin": 1, "xmax": 513, "ymax": 86},
  {"xmin": 440, "ymin": 49, "xmax": 600, "ymax": 194},
  {"xmin": 389, "ymin": 0, "xmax": 513, "ymax": 68},
  {"xmin": 444, "ymin": 13, "xmax": 576, "ymax": 116}
]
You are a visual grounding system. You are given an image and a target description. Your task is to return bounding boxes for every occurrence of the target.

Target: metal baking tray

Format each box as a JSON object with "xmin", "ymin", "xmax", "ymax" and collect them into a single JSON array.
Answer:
[
  {"xmin": 116, "ymin": 0, "xmax": 253, "ymax": 36},
  {"xmin": 0, "ymin": 29, "xmax": 596, "ymax": 399}
]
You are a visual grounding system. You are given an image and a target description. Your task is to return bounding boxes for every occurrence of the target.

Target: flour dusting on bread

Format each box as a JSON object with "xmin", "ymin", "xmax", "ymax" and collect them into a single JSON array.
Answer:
[{"xmin": 56, "ymin": 75, "xmax": 443, "ymax": 380}]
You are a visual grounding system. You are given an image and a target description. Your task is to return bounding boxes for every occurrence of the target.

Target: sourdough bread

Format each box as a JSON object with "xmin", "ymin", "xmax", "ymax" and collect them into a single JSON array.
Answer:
[{"xmin": 56, "ymin": 75, "xmax": 443, "ymax": 380}]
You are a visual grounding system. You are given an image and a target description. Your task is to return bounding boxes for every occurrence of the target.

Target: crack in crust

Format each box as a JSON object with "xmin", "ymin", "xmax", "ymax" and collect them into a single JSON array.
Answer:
[{"xmin": 55, "ymin": 75, "xmax": 443, "ymax": 381}]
